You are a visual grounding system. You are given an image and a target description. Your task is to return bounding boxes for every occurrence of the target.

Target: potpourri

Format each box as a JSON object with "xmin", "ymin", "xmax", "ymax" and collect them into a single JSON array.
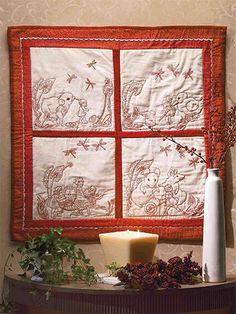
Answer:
[{"xmin": 116, "ymin": 251, "xmax": 202, "ymax": 290}]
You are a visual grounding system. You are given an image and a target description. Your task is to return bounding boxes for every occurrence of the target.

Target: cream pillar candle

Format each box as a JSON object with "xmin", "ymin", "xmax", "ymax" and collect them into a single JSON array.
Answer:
[{"xmin": 99, "ymin": 230, "xmax": 159, "ymax": 267}]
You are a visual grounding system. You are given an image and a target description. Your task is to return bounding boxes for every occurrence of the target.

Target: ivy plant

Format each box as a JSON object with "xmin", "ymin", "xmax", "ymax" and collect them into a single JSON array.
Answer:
[
  {"xmin": 17, "ymin": 228, "xmax": 97, "ymax": 285},
  {"xmin": 105, "ymin": 262, "xmax": 119, "ymax": 276},
  {"xmin": 0, "ymin": 228, "xmax": 97, "ymax": 312}
]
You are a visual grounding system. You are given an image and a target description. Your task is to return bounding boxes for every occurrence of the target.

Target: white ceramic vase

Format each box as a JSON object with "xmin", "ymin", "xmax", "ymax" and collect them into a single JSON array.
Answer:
[{"xmin": 202, "ymin": 168, "xmax": 226, "ymax": 282}]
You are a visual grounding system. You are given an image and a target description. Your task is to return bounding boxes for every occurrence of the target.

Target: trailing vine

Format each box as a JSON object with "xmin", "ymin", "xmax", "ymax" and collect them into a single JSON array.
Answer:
[
  {"xmin": 17, "ymin": 228, "xmax": 97, "ymax": 285},
  {"xmin": 0, "ymin": 228, "xmax": 97, "ymax": 313}
]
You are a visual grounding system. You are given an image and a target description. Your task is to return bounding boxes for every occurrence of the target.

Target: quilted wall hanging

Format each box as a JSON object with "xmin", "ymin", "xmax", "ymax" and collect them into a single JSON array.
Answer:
[{"xmin": 8, "ymin": 26, "xmax": 226, "ymax": 241}]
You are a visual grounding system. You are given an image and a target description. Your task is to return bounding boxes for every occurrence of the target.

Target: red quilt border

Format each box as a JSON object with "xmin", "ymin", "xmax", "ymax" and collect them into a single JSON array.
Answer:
[{"xmin": 8, "ymin": 26, "xmax": 226, "ymax": 241}]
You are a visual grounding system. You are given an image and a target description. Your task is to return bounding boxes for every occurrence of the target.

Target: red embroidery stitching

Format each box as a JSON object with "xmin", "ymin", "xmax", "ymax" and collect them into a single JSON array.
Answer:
[
  {"xmin": 92, "ymin": 138, "xmax": 107, "ymax": 151},
  {"xmin": 90, "ymin": 78, "xmax": 113, "ymax": 127},
  {"xmin": 32, "ymin": 78, "xmax": 56, "ymax": 127},
  {"xmin": 159, "ymin": 96, "xmax": 178, "ymax": 125},
  {"xmin": 122, "ymin": 80, "xmax": 146, "ymax": 129},
  {"xmin": 183, "ymin": 68, "xmax": 194, "ymax": 80},
  {"xmin": 77, "ymin": 138, "xmax": 90, "ymax": 151},
  {"xmin": 125, "ymin": 160, "xmax": 204, "ymax": 217},
  {"xmin": 66, "ymin": 73, "xmax": 77, "ymax": 83},
  {"xmin": 32, "ymin": 77, "xmax": 76, "ymax": 128},
  {"xmin": 36, "ymin": 162, "xmax": 114, "ymax": 219},
  {"xmin": 188, "ymin": 157, "xmax": 199, "ymax": 169},
  {"xmin": 63, "ymin": 148, "xmax": 78, "ymax": 158},
  {"xmin": 85, "ymin": 78, "xmax": 96, "ymax": 90},
  {"xmin": 167, "ymin": 64, "xmax": 180, "ymax": 77},
  {"xmin": 33, "ymin": 78, "xmax": 113, "ymax": 130},
  {"xmin": 176, "ymin": 146, "xmax": 186, "ymax": 158},
  {"xmin": 159, "ymin": 92, "xmax": 203, "ymax": 129},
  {"xmin": 121, "ymin": 85, "xmax": 203, "ymax": 131},
  {"xmin": 87, "ymin": 59, "xmax": 97, "ymax": 70},
  {"xmin": 160, "ymin": 145, "xmax": 172, "ymax": 157},
  {"xmin": 151, "ymin": 68, "xmax": 165, "ymax": 80}
]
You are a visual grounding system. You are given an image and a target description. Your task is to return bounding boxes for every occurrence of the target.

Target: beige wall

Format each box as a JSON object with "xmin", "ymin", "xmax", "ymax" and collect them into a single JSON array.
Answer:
[{"xmin": 0, "ymin": 0, "xmax": 236, "ymax": 294}]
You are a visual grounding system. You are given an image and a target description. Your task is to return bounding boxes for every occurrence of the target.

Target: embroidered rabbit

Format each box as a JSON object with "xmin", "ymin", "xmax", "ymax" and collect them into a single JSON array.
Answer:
[{"xmin": 159, "ymin": 168, "xmax": 187, "ymax": 213}]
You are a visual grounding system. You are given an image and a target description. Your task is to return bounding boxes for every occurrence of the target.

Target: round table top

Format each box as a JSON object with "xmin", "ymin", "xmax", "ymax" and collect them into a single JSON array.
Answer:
[{"xmin": 5, "ymin": 272, "xmax": 236, "ymax": 295}]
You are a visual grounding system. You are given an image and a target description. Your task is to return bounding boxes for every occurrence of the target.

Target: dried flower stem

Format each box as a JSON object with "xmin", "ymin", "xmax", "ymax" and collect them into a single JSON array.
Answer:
[
  {"xmin": 203, "ymin": 105, "xmax": 236, "ymax": 168},
  {"xmin": 217, "ymin": 118, "xmax": 236, "ymax": 165}
]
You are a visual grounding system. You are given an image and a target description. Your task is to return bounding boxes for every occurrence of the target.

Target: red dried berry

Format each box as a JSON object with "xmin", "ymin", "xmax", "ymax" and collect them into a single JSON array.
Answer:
[{"xmin": 116, "ymin": 251, "xmax": 202, "ymax": 290}]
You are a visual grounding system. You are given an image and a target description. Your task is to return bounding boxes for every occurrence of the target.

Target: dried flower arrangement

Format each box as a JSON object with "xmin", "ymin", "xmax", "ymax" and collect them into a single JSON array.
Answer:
[
  {"xmin": 116, "ymin": 251, "xmax": 202, "ymax": 290},
  {"xmin": 204, "ymin": 104, "xmax": 236, "ymax": 168}
]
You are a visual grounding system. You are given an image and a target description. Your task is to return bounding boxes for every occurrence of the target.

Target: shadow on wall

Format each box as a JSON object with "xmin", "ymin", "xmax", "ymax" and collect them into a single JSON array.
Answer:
[{"xmin": 225, "ymin": 151, "xmax": 235, "ymax": 248}]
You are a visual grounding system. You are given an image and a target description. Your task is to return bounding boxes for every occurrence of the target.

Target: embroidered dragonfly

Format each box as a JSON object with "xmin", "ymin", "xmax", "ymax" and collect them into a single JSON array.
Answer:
[
  {"xmin": 66, "ymin": 73, "xmax": 77, "ymax": 83},
  {"xmin": 189, "ymin": 157, "xmax": 199, "ymax": 169},
  {"xmin": 87, "ymin": 59, "xmax": 97, "ymax": 70},
  {"xmin": 152, "ymin": 68, "xmax": 165, "ymax": 80},
  {"xmin": 160, "ymin": 145, "xmax": 172, "ymax": 157},
  {"xmin": 93, "ymin": 139, "xmax": 107, "ymax": 151},
  {"xmin": 176, "ymin": 147, "xmax": 185, "ymax": 158},
  {"xmin": 167, "ymin": 64, "xmax": 180, "ymax": 77},
  {"xmin": 183, "ymin": 68, "xmax": 193, "ymax": 80},
  {"xmin": 63, "ymin": 148, "xmax": 78, "ymax": 158},
  {"xmin": 85, "ymin": 78, "xmax": 96, "ymax": 90},
  {"xmin": 77, "ymin": 138, "xmax": 90, "ymax": 151}
]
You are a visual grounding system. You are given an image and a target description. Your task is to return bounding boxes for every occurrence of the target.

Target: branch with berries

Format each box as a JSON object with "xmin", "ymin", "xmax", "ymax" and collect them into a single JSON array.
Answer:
[
  {"xmin": 162, "ymin": 137, "xmax": 207, "ymax": 164},
  {"xmin": 149, "ymin": 104, "xmax": 236, "ymax": 169}
]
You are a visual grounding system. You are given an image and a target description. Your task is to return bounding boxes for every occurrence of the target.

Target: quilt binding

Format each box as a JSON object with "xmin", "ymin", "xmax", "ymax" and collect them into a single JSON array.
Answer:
[{"xmin": 8, "ymin": 26, "xmax": 226, "ymax": 241}]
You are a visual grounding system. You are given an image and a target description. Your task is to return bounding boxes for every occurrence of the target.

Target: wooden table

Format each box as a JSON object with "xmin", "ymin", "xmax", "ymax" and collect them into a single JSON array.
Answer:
[{"xmin": 5, "ymin": 273, "xmax": 236, "ymax": 314}]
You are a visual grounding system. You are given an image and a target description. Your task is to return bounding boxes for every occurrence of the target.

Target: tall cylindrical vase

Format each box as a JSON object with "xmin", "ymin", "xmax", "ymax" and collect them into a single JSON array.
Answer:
[{"xmin": 202, "ymin": 168, "xmax": 226, "ymax": 282}]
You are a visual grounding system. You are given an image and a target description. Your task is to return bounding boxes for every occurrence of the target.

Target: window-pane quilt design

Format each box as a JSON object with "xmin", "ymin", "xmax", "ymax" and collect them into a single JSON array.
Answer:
[{"xmin": 8, "ymin": 26, "xmax": 226, "ymax": 241}]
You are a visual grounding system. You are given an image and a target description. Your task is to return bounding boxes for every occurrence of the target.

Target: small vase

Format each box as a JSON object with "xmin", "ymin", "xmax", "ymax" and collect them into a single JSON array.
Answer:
[{"xmin": 202, "ymin": 168, "xmax": 226, "ymax": 282}]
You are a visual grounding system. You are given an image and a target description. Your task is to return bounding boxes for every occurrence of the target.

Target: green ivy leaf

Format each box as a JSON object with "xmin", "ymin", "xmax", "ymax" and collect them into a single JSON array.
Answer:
[{"xmin": 16, "ymin": 228, "xmax": 97, "ymax": 286}]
